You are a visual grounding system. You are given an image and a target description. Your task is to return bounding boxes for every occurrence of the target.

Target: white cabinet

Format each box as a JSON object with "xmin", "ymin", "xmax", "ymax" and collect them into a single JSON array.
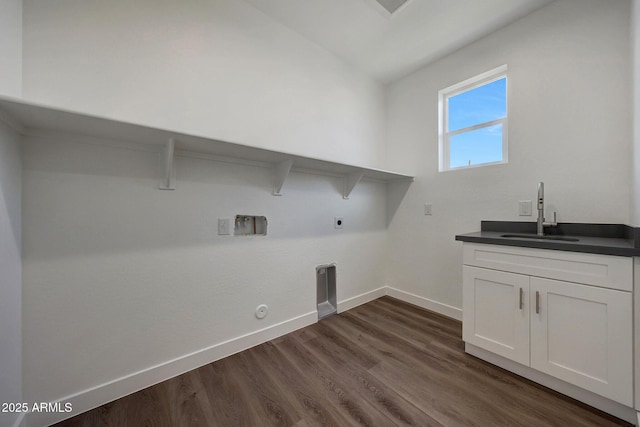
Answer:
[
  {"xmin": 530, "ymin": 277, "xmax": 632, "ymax": 405},
  {"xmin": 463, "ymin": 244, "xmax": 633, "ymax": 407},
  {"xmin": 463, "ymin": 266, "xmax": 529, "ymax": 365}
]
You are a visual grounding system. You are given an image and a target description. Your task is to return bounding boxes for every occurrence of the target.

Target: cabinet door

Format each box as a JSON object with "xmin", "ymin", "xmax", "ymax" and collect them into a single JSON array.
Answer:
[
  {"xmin": 530, "ymin": 277, "xmax": 633, "ymax": 406},
  {"xmin": 463, "ymin": 266, "xmax": 530, "ymax": 365}
]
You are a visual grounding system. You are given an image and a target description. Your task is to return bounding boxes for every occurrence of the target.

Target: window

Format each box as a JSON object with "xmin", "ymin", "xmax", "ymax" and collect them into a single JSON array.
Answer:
[{"xmin": 438, "ymin": 65, "xmax": 508, "ymax": 171}]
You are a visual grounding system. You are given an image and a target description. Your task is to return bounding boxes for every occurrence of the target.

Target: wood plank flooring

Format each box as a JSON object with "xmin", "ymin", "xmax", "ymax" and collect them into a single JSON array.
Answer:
[{"xmin": 54, "ymin": 296, "xmax": 632, "ymax": 426}]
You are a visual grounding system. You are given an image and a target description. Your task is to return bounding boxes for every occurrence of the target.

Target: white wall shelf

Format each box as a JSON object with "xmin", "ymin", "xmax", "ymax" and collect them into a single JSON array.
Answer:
[{"xmin": 0, "ymin": 96, "xmax": 413, "ymax": 196}]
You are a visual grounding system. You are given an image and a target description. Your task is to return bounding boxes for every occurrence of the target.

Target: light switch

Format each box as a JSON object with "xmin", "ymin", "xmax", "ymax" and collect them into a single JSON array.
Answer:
[
  {"xmin": 424, "ymin": 203, "xmax": 432, "ymax": 215},
  {"xmin": 518, "ymin": 200, "xmax": 532, "ymax": 216},
  {"xmin": 218, "ymin": 218, "xmax": 231, "ymax": 235}
]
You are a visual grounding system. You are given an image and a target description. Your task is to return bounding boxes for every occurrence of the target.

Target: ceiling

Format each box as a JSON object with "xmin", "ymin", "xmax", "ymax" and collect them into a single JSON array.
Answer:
[{"xmin": 242, "ymin": 0, "xmax": 555, "ymax": 83}]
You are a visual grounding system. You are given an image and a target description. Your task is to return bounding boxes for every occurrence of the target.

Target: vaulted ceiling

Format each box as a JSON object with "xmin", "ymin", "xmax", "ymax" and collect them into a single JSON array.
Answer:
[{"xmin": 242, "ymin": 0, "xmax": 556, "ymax": 82}]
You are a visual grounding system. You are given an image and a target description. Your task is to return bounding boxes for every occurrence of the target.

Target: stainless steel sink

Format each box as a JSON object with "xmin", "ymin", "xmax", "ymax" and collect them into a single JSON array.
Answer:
[{"xmin": 501, "ymin": 233, "xmax": 579, "ymax": 242}]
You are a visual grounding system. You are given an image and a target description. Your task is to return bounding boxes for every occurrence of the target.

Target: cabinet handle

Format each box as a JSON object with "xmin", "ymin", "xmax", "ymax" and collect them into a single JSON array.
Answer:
[
  {"xmin": 535, "ymin": 291, "xmax": 540, "ymax": 314},
  {"xmin": 519, "ymin": 288, "xmax": 524, "ymax": 310}
]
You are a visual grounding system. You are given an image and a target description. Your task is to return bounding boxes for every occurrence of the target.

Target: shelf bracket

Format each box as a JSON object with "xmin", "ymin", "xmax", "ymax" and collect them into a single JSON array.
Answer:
[
  {"xmin": 272, "ymin": 159, "xmax": 293, "ymax": 196},
  {"xmin": 343, "ymin": 170, "xmax": 364, "ymax": 199},
  {"xmin": 159, "ymin": 138, "xmax": 176, "ymax": 190}
]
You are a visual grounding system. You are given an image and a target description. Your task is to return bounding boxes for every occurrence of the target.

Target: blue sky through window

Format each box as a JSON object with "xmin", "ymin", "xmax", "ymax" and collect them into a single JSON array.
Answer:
[
  {"xmin": 450, "ymin": 124, "xmax": 503, "ymax": 168},
  {"xmin": 447, "ymin": 77, "xmax": 506, "ymax": 168},
  {"xmin": 448, "ymin": 78, "xmax": 506, "ymax": 131}
]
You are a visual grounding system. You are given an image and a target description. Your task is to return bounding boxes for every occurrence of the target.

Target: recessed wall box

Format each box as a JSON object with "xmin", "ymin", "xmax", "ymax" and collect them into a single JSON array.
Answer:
[
  {"xmin": 234, "ymin": 215, "xmax": 267, "ymax": 236},
  {"xmin": 317, "ymin": 264, "xmax": 337, "ymax": 320}
]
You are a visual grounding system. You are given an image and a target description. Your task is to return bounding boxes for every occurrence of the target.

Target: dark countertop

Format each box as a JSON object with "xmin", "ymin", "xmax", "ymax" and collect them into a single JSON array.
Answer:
[{"xmin": 455, "ymin": 221, "xmax": 640, "ymax": 257}]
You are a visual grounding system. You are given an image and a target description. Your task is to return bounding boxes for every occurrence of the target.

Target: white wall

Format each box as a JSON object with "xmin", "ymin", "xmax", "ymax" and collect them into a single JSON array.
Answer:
[
  {"xmin": 0, "ymin": 118, "xmax": 22, "ymax": 427},
  {"xmin": 21, "ymin": 133, "xmax": 389, "ymax": 424},
  {"xmin": 386, "ymin": 0, "xmax": 632, "ymax": 309},
  {"xmin": 632, "ymin": 0, "xmax": 640, "ymax": 226},
  {"xmin": 0, "ymin": 0, "xmax": 22, "ymax": 97},
  {"xmin": 19, "ymin": 1, "xmax": 393, "ymax": 423},
  {"xmin": 22, "ymin": 0, "xmax": 386, "ymax": 168}
]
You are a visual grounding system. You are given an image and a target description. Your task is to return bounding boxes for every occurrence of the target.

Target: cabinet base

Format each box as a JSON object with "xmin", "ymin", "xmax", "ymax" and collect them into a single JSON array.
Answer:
[{"xmin": 465, "ymin": 343, "xmax": 637, "ymax": 425}]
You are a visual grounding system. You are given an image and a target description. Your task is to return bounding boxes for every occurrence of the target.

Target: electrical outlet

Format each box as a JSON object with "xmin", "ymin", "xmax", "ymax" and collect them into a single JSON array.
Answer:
[
  {"xmin": 255, "ymin": 304, "xmax": 268, "ymax": 319},
  {"xmin": 334, "ymin": 217, "xmax": 344, "ymax": 229},
  {"xmin": 518, "ymin": 200, "xmax": 532, "ymax": 216},
  {"xmin": 424, "ymin": 203, "xmax": 433, "ymax": 215},
  {"xmin": 218, "ymin": 218, "xmax": 231, "ymax": 235}
]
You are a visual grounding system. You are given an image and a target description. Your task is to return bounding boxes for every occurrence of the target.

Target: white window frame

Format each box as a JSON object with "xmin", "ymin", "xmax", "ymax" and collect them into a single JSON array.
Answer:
[{"xmin": 438, "ymin": 64, "xmax": 508, "ymax": 172}]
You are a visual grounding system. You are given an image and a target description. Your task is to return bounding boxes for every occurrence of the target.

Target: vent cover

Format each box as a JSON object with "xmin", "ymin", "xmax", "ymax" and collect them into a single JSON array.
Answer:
[{"xmin": 374, "ymin": 0, "xmax": 411, "ymax": 15}]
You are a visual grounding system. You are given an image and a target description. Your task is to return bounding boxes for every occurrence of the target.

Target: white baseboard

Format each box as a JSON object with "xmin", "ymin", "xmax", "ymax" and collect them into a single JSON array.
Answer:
[
  {"xmin": 27, "ymin": 311, "xmax": 317, "ymax": 427},
  {"xmin": 337, "ymin": 287, "xmax": 387, "ymax": 313},
  {"xmin": 385, "ymin": 287, "xmax": 462, "ymax": 321},
  {"xmin": 26, "ymin": 287, "xmax": 461, "ymax": 427}
]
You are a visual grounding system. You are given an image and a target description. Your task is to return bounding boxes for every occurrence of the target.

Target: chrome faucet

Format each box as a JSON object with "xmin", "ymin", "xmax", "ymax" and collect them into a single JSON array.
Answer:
[{"xmin": 537, "ymin": 181, "xmax": 557, "ymax": 236}]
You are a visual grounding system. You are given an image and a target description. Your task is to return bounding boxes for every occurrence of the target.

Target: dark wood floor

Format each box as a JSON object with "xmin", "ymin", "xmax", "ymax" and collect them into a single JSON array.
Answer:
[{"xmin": 55, "ymin": 296, "xmax": 631, "ymax": 426}]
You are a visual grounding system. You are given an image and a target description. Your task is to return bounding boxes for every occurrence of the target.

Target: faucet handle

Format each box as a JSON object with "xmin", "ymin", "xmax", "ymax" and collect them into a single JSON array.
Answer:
[{"xmin": 543, "ymin": 211, "xmax": 558, "ymax": 228}]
